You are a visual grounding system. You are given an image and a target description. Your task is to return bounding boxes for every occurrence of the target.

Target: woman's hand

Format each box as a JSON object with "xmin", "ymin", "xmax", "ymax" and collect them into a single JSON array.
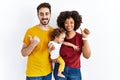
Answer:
[{"xmin": 80, "ymin": 28, "xmax": 90, "ymax": 38}]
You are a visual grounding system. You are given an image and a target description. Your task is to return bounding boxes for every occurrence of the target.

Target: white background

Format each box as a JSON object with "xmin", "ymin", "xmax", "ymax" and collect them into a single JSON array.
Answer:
[{"xmin": 0, "ymin": 0, "xmax": 120, "ymax": 80}]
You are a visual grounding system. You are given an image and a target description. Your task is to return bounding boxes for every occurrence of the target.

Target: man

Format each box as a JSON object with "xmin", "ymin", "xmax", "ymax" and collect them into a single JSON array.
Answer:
[{"xmin": 21, "ymin": 2, "xmax": 54, "ymax": 80}]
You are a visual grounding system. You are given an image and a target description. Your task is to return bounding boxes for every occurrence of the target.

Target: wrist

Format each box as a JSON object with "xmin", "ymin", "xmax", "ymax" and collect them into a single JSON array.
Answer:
[{"xmin": 82, "ymin": 37, "xmax": 88, "ymax": 40}]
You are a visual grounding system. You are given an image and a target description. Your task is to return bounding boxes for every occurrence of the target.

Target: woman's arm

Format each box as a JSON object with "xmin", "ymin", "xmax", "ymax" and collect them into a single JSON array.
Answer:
[
  {"xmin": 82, "ymin": 40, "xmax": 91, "ymax": 59},
  {"xmin": 81, "ymin": 28, "xmax": 91, "ymax": 59}
]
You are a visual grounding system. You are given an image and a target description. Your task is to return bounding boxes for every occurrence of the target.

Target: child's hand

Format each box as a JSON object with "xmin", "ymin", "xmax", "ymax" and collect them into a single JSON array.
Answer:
[{"xmin": 73, "ymin": 45, "xmax": 79, "ymax": 51}]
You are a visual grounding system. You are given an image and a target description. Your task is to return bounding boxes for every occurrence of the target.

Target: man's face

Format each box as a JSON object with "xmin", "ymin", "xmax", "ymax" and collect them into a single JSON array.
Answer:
[{"xmin": 37, "ymin": 7, "xmax": 51, "ymax": 25}]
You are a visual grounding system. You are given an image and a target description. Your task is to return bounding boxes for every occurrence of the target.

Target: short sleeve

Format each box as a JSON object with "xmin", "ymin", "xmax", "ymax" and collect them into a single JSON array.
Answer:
[{"xmin": 23, "ymin": 29, "xmax": 31, "ymax": 45}]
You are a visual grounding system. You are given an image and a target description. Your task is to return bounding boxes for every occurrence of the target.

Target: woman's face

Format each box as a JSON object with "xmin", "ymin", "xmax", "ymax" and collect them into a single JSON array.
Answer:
[{"xmin": 64, "ymin": 17, "xmax": 75, "ymax": 32}]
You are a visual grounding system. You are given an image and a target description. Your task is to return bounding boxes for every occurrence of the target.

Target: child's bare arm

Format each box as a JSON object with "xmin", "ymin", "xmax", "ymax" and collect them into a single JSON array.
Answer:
[{"xmin": 62, "ymin": 42, "xmax": 79, "ymax": 51}]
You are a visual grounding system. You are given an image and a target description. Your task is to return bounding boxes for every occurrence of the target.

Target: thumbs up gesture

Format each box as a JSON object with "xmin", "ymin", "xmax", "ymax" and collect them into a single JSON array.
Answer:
[
  {"xmin": 28, "ymin": 35, "xmax": 40, "ymax": 46},
  {"xmin": 80, "ymin": 28, "xmax": 90, "ymax": 38}
]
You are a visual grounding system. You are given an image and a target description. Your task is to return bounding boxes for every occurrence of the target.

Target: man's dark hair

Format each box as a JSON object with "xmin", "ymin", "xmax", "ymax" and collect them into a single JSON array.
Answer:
[
  {"xmin": 37, "ymin": 2, "xmax": 51, "ymax": 13},
  {"xmin": 57, "ymin": 11, "xmax": 82, "ymax": 31}
]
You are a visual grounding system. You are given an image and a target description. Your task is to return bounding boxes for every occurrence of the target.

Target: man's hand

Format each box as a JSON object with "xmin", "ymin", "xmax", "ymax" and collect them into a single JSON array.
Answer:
[
  {"xmin": 51, "ymin": 59, "xmax": 58, "ymax": 63},
  {"xmin": 48, "ymin": 43, "xmax": 55, "ymax": 53},
  {"xmin": 28, "ymin": 35, "xmax": 40, "ymax": 46}
]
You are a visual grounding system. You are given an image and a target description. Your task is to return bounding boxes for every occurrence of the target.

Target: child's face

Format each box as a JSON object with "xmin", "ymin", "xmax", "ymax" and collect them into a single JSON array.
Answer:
[{"xmin": 57, "ymin": 33, "xmax": 66, "ymax": 44}]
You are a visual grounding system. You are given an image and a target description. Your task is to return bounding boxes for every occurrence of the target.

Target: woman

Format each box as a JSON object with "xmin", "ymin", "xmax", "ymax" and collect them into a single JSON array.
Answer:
[
  {"xmin": 48, "ymin": 28, "xmax": 79, "ymax": 78},
  {"xmin": 53, "ymin": 11, "xmax": 91, "ymax": 80}
]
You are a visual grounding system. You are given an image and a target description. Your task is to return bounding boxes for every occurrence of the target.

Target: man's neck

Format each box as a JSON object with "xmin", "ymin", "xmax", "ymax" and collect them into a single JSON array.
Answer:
[{"xmin": 38, "ymin": 24, "xmax": 50, "ymax": 30}]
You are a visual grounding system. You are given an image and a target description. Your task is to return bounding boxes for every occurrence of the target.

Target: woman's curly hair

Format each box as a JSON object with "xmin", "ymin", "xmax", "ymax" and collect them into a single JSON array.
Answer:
[{"xmin": 57, "ymin": 11, "xmax": 82, "ymax": 31}]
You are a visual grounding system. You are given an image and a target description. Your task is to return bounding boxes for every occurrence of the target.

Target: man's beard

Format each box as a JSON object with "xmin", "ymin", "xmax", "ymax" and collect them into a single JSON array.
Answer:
[{"xmin": 40, "ymin": 18, "xmax": 50, "ymax": 25}]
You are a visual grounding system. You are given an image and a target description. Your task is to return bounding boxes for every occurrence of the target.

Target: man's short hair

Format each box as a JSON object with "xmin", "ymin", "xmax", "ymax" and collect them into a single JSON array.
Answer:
[{"xmin": 37, "ymin": 2, "xmax": 51, "ymax": 13}]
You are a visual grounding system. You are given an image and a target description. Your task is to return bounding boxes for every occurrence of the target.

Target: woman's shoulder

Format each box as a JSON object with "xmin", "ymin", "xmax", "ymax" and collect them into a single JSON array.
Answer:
[{"xmin": 76, "ymin": 32, "xmax": 82, "ymax": 37}]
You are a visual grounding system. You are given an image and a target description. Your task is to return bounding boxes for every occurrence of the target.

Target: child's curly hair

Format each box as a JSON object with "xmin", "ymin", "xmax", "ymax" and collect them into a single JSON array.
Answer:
[{"xmin": 51, "ymin": 28, "xmax": 66, "ymax": 40}]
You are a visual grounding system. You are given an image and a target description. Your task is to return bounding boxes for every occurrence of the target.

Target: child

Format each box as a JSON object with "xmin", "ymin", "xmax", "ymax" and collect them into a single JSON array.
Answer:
[{"xmin": 48, "ymin": 28, "xmax": 79, "ymax": 78}]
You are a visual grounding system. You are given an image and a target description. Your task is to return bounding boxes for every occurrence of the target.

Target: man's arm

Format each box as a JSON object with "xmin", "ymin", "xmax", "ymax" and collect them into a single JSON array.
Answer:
[{"xmin": 21, "ymin": 35, "xmax": 40, "ymax": 57}]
